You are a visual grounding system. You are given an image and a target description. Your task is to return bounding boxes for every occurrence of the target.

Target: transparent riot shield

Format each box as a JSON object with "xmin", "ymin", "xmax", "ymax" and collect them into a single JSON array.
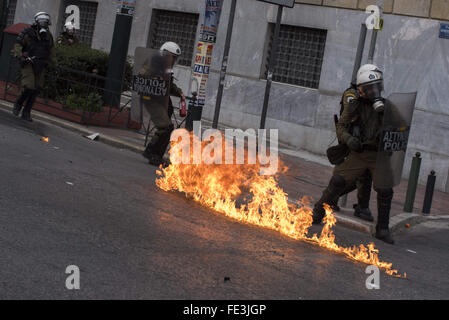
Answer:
[
  {"xmin": 131, "ymin": 47, "xmax": 172, "ymax": 128},
  {"xmin": 373, "ymin": 92, "xmax": 417, "ymax": 189}
]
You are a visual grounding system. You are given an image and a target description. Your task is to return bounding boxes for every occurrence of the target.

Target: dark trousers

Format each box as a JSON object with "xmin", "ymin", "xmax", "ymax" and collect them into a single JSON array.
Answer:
[{"xmin": 15, "ymin": 88, "xmax": 39, "ymax": 116}]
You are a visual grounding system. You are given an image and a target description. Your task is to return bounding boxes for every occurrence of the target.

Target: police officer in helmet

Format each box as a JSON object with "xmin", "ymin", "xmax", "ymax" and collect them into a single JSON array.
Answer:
[
  {"xmin": 12, "ymin": 12, "xmax": 54, "ymax": 121},
  {"xmin": 312, "ymin": 64, "xmax": 395, "ymax": 244},
  {"xmin": 141, "ymin": 41, "xmax": 186, "ymax": 166},
  {"xmin": 328, "ymin": 65, "xmax": 383, "ymax": 222},
  {"xmin": 57, "ymin": 21, "xmax": 79, "ymax": 46}
]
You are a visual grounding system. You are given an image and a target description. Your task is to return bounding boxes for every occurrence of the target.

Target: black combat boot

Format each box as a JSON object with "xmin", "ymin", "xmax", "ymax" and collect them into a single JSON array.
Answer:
[
  {"xmin": 21, "ymin": 109, "xmax": 33, "ymax": 122},
  {"xmin": 13, "ymin": 89, "xmax": 32, "ymax": 116},
  {"xmin": 353, "ymin": 171, "xmax": 374, "ymax": 221},
  {"xmin": 148, "ymin": 125, "xmax": 173, "ymax": 162},
  {"xmin": 375, "ymin": 188, "xmax": 395, "ymax": 244},
  {"xmin": 13, "ymin": 102, "xmax": 23, "ymax": 116},
  {"xmin": 21, "ymin": 90, "xmax": 38, "ymax": 122},
  {"xmin": 147, "ymin": 154, "xmax": 164, "ymax": 167},
  {"xmin": 354, "ymin": 204, "xmax": 374, "ymax": 222},
  {"xmin": 142, "ymin": 144, "xmax": 153, "ymax": 161},
  {"xmin": 312, "ymin": 175, "xmax": 346, "ymax": 224},
  {"xmin": 375, "ymin": 227, "xmax": 394, "ymax": 245},
  {"xmin": 143, "ymin": 126, "xmax": 173, "ymax": 167}
]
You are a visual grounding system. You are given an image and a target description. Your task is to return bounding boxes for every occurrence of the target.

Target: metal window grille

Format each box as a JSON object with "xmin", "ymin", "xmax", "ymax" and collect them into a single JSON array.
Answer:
[
  {"xmin": 264, "ymin": 24, "xmax": 327, "ymax": 89},
  {"xmin": 148, "ymin": 9, "xmax": 199, "ymax": 67},
  {"xmin": 61, "ymin": 0, "xmax": 98, "ymax": 46},
  {"xmin": 6, "ymin": 0, "xmax": 17, "ymax": 26}
]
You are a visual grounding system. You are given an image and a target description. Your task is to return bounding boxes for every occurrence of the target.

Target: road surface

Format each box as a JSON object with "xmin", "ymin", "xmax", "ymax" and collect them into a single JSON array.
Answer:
[{"xmin": 0, "ymin": 110, "xmax": 448, "ymax": 299}]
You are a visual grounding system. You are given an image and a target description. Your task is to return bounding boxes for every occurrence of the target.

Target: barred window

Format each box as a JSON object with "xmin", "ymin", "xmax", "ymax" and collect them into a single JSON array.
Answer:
[
  {"xmin": 61, "ymin": 0, "xmax": 98, "ymax": 46},
  {"xmin": 6, "ymin": 0, "xmax": 17, "ymax": 26},
  {"xmin": 148, "ymin": 9, "xmax": 199, "ymax": 67},
  {"xmin": 264, "ymin": 24, "xmax": 327, "ymax": 89}
]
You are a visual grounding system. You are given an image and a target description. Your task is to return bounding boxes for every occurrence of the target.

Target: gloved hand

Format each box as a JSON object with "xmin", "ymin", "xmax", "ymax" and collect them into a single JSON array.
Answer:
[
  {"xmin": 19, "ymin": 54, "xmax": 32, "ymax": 67},
  {"xmin": 346, "ymin": 136, "xmax": 362, "ymax": 152}
]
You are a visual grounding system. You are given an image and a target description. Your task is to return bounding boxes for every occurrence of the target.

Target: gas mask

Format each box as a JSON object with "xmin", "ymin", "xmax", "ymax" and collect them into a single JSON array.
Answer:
[
  {"xmin": 37, "ymin": 21, "xmax": 49, "ymax": 37},
  {"xmin": 358, "ymin": 80, "xmax": 385, "ymax": 112},
  {"xmin": 34, "ymin": 12, "xmax": 51, "ymax": 36}
]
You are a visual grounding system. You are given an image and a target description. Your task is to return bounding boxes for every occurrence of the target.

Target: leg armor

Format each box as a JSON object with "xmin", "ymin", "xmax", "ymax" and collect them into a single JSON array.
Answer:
[
  {"xmin": 312, "ymin": 175, "xmax": 346, "ymax": 224},
  {"xmin": 374, "ymin": 188, "xmax": 395, "ymax": 244}
]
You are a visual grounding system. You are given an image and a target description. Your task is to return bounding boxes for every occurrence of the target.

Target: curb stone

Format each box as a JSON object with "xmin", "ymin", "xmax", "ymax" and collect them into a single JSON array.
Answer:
[
  {"xmin": 288, "ymin": 197, "xmax": 449, "ymax": 236},
  {"xmin": 0, "ymin": 101, "xmax": 144, "ymax": 154}
]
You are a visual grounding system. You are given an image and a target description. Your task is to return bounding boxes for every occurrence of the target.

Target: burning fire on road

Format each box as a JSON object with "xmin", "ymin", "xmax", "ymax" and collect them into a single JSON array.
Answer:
[{"xmin": 156, "ymin": 131, "xmax": 405, "ymax": 278}]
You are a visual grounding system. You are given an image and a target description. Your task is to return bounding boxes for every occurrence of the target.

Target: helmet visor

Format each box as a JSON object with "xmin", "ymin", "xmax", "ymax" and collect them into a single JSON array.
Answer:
[
  {"xmin": 36, "ymin": 17, "xmax": 49, "ymax": 29},
  {"xmin": 162, "ymin": 51, "xmax": 179, "ymax": 68},
  {"xmin": 358, "ymin": 80, "xmax": 384, "ymax": 101}
]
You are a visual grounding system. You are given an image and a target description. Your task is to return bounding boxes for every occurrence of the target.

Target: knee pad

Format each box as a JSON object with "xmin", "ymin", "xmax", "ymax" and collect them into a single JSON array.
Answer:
[{"xmin": 375, "ymin": 188, "xmax": 393, "ymax": 200}]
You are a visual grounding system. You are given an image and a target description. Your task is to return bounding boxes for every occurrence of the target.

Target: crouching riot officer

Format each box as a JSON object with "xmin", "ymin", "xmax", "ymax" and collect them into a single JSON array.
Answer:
[
  {"xmin": 141, "ymin": 42, "xmax": 186, "ymax": 167},
  {"xmin": 313, "ymin": 64, "xmax": 396, "ymax": 244},
  {"xmin": 327, "ymin": 65, "xmax": 382, "ymax": 222},
  {"xmin": 12, "ymin": 12, "xmax": 54, "ymax": 122},
  {"xmin": 57, "ymin": 21, "xmax": 79, "ymax": 46}
]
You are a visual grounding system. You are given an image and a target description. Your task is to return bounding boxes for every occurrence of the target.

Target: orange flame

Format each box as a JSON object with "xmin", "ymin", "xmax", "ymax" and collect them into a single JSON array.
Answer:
[{"xmin": 156, "ymin": 133, "xmax": 405, "ymax": 278}]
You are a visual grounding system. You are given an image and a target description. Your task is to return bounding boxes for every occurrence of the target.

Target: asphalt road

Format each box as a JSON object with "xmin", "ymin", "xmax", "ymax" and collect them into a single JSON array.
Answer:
[{"xmin": 0, "ymin": 110, "xmax": 448, "ymax": 299}]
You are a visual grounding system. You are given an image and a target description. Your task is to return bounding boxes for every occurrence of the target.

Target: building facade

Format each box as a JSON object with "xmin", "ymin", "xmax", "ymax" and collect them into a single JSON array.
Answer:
[{"xmin": 7, "ymin": 0, "xmax": 449, "ymax": 192}]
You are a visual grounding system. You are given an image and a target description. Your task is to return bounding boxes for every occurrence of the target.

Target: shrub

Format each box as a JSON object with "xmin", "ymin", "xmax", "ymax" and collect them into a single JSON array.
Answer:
[
  {"xmin": 42, "ymin": 43, "xmax": 133, "ymax": 111},
  {"xmin": 63, "ymin": 92, "xmax": 103, "ymax": 113}
]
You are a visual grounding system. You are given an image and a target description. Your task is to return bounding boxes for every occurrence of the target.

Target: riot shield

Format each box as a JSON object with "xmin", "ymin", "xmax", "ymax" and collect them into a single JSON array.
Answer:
[
  {"xmin": 131, "ymin": 47, "xmax": 172, "ymax": 125},
  {"xmin": 373, "ymin": 92, "xmax": 417, "ymax": 189}
]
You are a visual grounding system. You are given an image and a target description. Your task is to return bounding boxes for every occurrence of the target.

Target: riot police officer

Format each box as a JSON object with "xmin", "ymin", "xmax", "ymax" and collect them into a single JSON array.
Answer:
[
  {"xmin": 141, "ymin": 42, "xmax": 186, "ymax": 166},
  {"xmin": 312, "ymin": 64, "xmax": 395, "ymax": 244},
  {"xmin": 328, "ymin": 66, "xmax": 379, "ymax": 222},
  {"xmin": 12, "ymin": 12, "xmax": 54, "ymax": 122},
  {"xmin": 57, "ymin": 21, "xmax": 79, "ymax": 46}
]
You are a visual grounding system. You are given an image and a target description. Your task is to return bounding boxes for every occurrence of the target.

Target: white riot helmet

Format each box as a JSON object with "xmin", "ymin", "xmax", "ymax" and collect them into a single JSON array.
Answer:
[
  {"xmin": 160, "ymin": 41, "xmax": 182, "ymax": 57},
  {"xmin": 356, "ymin": 64, "xmax": 381, "ymax": 79},
  {"xmin": 160, "ymin": 42, "xmax": 181, "ymax": 73},
  {"xmin": 64, "ymin": 21, "xmax": 76, "ymax": 35},
  {"xmin": 34, "ymin": 12, "xmax": 51, "ymax": 34},
  {"xmin": 356, "ymin": 64, "xmax": 385, "ymax": 112}
]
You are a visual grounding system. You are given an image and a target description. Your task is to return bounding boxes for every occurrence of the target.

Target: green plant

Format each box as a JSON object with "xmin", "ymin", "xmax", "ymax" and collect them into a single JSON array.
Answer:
[
  {"xmin": 42, "ymin": 43, "xmax": 133, "ymax": 111},
  {"xmin": 63, "ymin": 92, "xmax": 102, "ymax": 113}
]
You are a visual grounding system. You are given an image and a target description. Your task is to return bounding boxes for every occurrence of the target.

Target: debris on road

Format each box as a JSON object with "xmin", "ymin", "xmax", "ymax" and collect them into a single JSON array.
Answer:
[
  {"xmin": 406, "ymin": 249, "xmax": 417, "ymax": 254},
  {"xmin": 41, "ymin": 137, "xmax": 49, "ymax": 143},
  {"xmin": 66, "ymin": 182, "xmax": 74, "ymax": 186},
  {"xmin": 84, "ymin": 133, "xmax": 100, "ymax": 141}
]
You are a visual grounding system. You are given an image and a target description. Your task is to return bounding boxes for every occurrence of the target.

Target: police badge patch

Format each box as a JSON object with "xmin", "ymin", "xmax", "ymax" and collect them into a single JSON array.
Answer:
[{"xmin": 345, "ymin": 93, "xmax": 357, "ymax": 104}]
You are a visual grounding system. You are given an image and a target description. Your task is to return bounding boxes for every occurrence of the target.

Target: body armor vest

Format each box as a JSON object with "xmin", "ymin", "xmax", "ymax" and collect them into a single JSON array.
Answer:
[{"xmin": 19, "ymin": 26, "xmax": 53, "ymax": 75}]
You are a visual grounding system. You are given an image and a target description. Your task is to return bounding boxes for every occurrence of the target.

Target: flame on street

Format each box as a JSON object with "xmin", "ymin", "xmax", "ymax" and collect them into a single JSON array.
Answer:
[{"xmin": 156, "ymin": 133, "xmax": 405, "ymax": 278}]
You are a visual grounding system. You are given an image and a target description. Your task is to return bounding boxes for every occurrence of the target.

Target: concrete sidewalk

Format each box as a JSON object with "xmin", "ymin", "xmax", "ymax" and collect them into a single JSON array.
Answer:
[{"xmin": 1, "ymin": 99, "xmax": 448, "ymax": 236}]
